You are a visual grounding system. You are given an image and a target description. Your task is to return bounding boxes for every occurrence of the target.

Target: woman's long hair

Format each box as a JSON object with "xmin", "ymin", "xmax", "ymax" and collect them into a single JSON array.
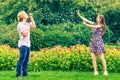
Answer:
[{"xmin": 98, "ymin": 14, "xmax": 106, "ymax": 34}]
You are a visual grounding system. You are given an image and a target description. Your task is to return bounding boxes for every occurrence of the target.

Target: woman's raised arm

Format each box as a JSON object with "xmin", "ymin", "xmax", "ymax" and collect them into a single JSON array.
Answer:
[{"xmin": 76, "ymin": 10, "xmax": 94, "ymax": 25}]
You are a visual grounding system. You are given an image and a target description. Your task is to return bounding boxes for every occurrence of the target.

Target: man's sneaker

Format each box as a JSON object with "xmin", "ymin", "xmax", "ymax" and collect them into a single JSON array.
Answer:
[
  {"xmin": 16, "ymin": 76, "xmax": 22, "ymax": 79},
  {"xmin": 104, "ymin": 71, "xmax": 108, "ymax": 76},
  {"xmin": 94, "ymin": 71, "xmax": 99, "ymax": 76}
]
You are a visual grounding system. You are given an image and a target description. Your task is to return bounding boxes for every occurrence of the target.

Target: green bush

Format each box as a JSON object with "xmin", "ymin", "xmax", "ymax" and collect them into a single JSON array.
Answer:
[
  {"xmin": 42, "ymin": 23, "xmax": 92, "ymax": 47},
  {"xmin": 0, "ymin": 22, "xmax": 112, "ymax": 49},
  {"xmin": 42, "ymin": 22, "xmax": 112, "ymax": 47},
  {"xmin": 7, "ymin": 29, "xmax": 19, "ymax": 48},
  {"xmin": 102, "ymin": 26, "xmax": 113, "ymax": 44},
  {"xmin": 104, "ymin": 7, "xmax": 120, "ymax": 43},
  {"xmin": 0, "ymin": 44, "xmax": 120, "ymax": 72},
  {"xmin": 0, "ymin": 23, "xmax": 18, "ymax": 48},
  {"xmin": 0, "ymin": 0, "xmax": 119, "ymax": 47},
  {"xmin": 43, "ymin": 30, "xmax": 74, "ymax": 48},
  {"xmin": 65, "ymin": 23, "xmax": 92, "ymax": 46},
  {"xmin": 30, "ymin": 28, "xmax": 44, "ymax": 51}
]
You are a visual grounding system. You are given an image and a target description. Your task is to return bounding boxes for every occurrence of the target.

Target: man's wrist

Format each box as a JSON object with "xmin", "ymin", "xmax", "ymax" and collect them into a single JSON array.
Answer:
[{"xmin": 30, "ymin": 18, "xmax": 33, "ymax": 21}]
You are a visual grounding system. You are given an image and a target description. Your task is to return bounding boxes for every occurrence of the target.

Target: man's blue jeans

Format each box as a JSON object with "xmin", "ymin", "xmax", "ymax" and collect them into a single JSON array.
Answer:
[{"xmin": 16, "ymin": 46, "xmax": 30, "ymax": 77}]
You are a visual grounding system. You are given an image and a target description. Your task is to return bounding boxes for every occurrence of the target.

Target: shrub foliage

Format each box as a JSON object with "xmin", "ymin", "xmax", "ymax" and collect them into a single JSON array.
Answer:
[{"xmin": 0, "ymin": 44, "xmax": 120, "ymax": 72}]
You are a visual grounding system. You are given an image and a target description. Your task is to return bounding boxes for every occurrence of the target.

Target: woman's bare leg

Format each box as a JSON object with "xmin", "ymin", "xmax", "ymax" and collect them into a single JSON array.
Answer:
[
  {"xmin": 99, "ymin": 53, "xmax": 108, "ymax": 75},
  {"xmin": 91, "ymin": 53, "xmax": 98, "ymax": 75}
]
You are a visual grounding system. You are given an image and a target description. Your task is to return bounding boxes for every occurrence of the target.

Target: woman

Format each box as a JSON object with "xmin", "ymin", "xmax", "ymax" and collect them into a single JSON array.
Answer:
[
  {"xmin": 16, "ymin": 11, "xmax": 36, "ymax": 78},
  {"xmin": 77, "ymin": 10, "xmax": 108, "ymax": 76}
]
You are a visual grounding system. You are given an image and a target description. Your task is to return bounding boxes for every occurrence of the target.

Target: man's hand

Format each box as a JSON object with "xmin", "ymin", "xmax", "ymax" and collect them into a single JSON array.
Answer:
[{"xmin": 28, "ymin": 13, "xmax": 33, "ymax": 20}]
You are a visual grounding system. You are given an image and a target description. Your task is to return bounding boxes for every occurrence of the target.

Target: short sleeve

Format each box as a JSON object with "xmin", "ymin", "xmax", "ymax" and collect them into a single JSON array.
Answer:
[{"xmin": 18, "ymin": 23, "xmax": 27, "ymax": 33}]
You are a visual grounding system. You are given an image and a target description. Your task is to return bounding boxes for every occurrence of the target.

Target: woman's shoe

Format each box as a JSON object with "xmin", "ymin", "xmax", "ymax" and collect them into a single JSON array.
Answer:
[
  {"xmin": 104, "ymin": 71, "xmax": 108, "ymax": 76},
  {"xmin": 94, "ymin": 71, "xmax": 99, "ymax": 76}
]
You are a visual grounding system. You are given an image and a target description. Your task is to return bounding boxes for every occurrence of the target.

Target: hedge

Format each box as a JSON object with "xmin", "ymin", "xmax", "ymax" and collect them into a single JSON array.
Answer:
[{"xmin": 0, "ymin": 44, "xmax": 120, "ymax": 72}]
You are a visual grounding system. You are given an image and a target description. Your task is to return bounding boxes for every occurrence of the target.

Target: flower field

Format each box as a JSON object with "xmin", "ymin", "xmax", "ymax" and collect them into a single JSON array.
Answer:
[{"xmin": 0, "ymin": 44, "xmax": 120, "ymax": 72}]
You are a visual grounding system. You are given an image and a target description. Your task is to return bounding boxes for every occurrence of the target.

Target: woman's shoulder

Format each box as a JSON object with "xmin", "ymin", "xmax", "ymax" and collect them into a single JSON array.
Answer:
[{"xmin": 100, "ymin": 24, "xmax": 105, "ymax": 28}]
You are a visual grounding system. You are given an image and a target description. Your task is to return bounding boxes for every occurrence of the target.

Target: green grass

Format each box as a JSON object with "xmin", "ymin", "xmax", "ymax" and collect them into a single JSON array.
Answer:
[{"xmin": 0, "ymin": 71, "xmax": 120, "ymax": 80}]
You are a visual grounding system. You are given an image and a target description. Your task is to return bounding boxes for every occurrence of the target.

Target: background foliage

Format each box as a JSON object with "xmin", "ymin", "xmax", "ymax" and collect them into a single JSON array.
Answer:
[{"xmin": 0, "ymin": 0, "xmax": 120, "ymax": 50}]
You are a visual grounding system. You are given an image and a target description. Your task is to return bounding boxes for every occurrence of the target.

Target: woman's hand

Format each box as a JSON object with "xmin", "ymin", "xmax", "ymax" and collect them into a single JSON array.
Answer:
[
  {"xmin": 76, "ymin": 10, "xmax": 94, "ymax": 25},
  {"xmin": 76, "ymin": 10, "xmax": 85, "ymax": 21},
  {"xmin": 76, "ymin": 10, "xmax": 81, "ymax": 17}
]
